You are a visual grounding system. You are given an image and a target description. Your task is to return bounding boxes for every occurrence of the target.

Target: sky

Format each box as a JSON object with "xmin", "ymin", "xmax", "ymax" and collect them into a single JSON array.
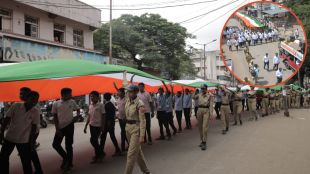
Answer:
[{"xmin": 80, "ymin": 0, "xmax": 257, "ymax": 51}]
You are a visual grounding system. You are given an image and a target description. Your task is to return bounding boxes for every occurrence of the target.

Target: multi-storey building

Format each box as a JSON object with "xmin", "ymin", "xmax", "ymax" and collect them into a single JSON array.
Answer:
[{"xmin": 0, "ymin": 0, "xmax": 107, "ymax": 63}]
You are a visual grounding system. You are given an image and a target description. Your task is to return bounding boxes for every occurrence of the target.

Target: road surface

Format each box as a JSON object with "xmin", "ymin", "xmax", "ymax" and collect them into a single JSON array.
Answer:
[{"xmin": 6, "ymin": 108, "xmax": 310, "ymax": 174}]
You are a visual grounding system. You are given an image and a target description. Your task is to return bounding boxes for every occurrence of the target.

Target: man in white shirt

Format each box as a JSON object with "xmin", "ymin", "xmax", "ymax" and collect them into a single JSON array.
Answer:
[
  {"xmin": 52, "ymin": 88, "xmax": 80, "ymax": 172},
  {"xmin": 273, "ymin": 53, "xmax": 280, "ymax": 70},
  {"xmin": 174, "ymin": 91, "xmax": 183, "ymax": 132},
  {"xmin": 227, "ymin": 39, "xmax": 232, "ymax": 51},
  {"xmin": 138, "ymin": 83, "xmax": 154, "ymax": 145},
  {"xmin": 294, "ymin": 28, "xmax": 299, "ymax": 39},
  {"xmin": 83, "ymin": 91, "xmax": 106, "ymax": 163},
  {"xmin": 0, "ymin": 90, "xmax": 40, "ymax": 174},
  {"xmin": 115, "ymin": 87, "xmax": 128, "ymax": 151},
  {"xmin": 183, "ymin": 88, "xmax": 193, "ymax": 129},
  {"xmin": 263, "ymin": 53, "xmax": 270, "ymax": 70},
  {"xmin": 276, "ymin": 68, "xmax": 283, "ymax": 83}
]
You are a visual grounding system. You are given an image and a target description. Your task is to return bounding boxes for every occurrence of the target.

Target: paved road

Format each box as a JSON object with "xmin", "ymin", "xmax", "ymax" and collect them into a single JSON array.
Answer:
[
  {"xmin": 223, "ymin": 18, "xmax": 294, "ymax": 86},
  {"xmin": 7, "ymin": 108, "xmax": 310, "ymax": 174}
]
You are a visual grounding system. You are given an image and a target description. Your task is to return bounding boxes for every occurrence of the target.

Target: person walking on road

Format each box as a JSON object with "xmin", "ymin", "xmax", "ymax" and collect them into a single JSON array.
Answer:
[
  {"xmin": 227, "ymin": 39, "xmax": 232, "ymax": 51},
  {"xmin": 193, "ymin": 84, "xmax": 213, "ymax": 151},
  {"xmin": 124, "ymin": 84, "xmax": 151, "ymax": 174},
  {"xmin": 52, "ymin": 88, "xmax": 80, "ymax": 172},
  {"xmin": 233, "ymin": 86, "xmax": 243, "ymax": 126},
  {"xmin": 163, "ymin": 83, "xmax": 177, "ymax": 136},
  {"xmin": 276, "ymin": 68, "xmax": 283, "ymax": 83},
  {"xmin": 248, "ymin": 86, "xmax": 259, "ymax": 120},
  {"xmin": 263, "ymin": 53, "xmax": 270, "ymax": 70},
  {"xmin": 113, "ymin": 84, "xmax": 129, "ymax": 151},
  {"xmin": 219, "ymin": 87, "xmax": 231, "ymax": 135},
  {"xmin": 262, "ymin": 88, "xmax": 270, "ymax": 117},
  {"xmin": 0, "ymin": 90, "xmax": 41, "ymax": 174},
  {"xmin": 138, "ymin": 83, "xmax": 154, "ymax": 145},
  {"xmin": 101, "ymin": 93, "xmax": 122, "ymax": 156},
  {"xmin": 174, "ymin": 91, "xmax": 183, "ymax": 132},
  {"xmin": 183, "ymin": 88, "xmax": 193, "ymax": 129},
  {"xmin": 83, "ymin": 91, "xmax": 106, "ymax": 163},
  {"xmin": 156, "ymin": 87, "xmax": 171, "ymax": 140},
  {"xmin": 214, "ymin": 88, "xmax": 222, "ymax": 120},
  {"xmin": 273, "ymin": 53, "xmax": 280, "ymax": 70}
]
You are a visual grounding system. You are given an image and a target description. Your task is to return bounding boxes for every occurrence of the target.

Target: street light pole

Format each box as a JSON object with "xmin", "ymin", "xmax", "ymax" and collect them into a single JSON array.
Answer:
[
  {"xmin": 109, "ymin": 0, "xmax": 112, "ymax": 64},
  {"xmin": 196, "ymin": 39, "xmax": 217, "ymax": 80},
  {"xmin": 203, "ymin": 44, "xmax": 206, "ymax": 80}
]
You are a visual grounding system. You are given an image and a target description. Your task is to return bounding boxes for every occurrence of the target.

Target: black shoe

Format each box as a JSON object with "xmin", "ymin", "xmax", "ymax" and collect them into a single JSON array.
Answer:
[
  {"xmin": 201, "ymin": 142, "xmax": 207, "ymax": 151},
  {"xmin": 199, "ymin": 142, "xmax": 203, "ymax": 147},
  {"xmin": 233, "ymin": 122, "xmax": 237, "ymax": 126},
  {"xmin": 226, "ymin": 127, "xmax": 229, "ymax": 132},
  {"xmin": 240, "ymin": 120, "xmax": 243, "ymax": 125},
  {"xmin": 60, "ymin": 160, "xmax": 67, "ymax": 170},
  {"xmin": 173, "ymin": 131, "xmax": 177, "ymax": 136},
  {"xmin": 222, "ymin": 130, "xmax": 227, "ymax": 135}
]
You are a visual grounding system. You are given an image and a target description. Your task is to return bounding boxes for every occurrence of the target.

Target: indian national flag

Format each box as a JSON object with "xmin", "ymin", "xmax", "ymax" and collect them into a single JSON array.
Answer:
[{"xmin": 235, "ymin": 12, "xmax": 265, "ymax": 28}]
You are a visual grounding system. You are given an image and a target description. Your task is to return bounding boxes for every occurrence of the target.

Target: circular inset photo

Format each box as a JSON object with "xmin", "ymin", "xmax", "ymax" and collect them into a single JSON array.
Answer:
[{"xmin": 220, "ymin": 1, "xmax": 307, "ymax": 88}]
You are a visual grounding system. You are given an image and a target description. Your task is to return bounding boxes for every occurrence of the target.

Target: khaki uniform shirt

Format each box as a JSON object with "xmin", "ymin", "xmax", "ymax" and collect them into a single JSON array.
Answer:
[
  {"xmin": 195, "ymin": 93, "xmax": 213, "ymax": 108},
  {"xmin": 220, "ymin": 92, "xmax": 230, "ymax": 105},
  {"xmin": 248, "ymin": 90, "xmax": 256, "ymax": 101},
  {"xmin": 125, "ymin": 97, "xmax": 146, "ymax": 138}
]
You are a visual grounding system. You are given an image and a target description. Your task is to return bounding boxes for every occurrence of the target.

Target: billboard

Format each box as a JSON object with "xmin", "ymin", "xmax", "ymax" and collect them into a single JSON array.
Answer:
[{"xmin": 1, "ymin": 36, "xmax": 108, "ymax": 63}]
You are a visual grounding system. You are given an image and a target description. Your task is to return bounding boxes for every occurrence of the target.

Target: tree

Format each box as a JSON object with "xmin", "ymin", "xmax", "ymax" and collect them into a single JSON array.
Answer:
[
  {"xmin": 94, "ymin": 14, "xmax": 196, "ymax": 79},
  {"xmin": 284, "ymin": 0, "xmax": 310, "ymax": 87}
]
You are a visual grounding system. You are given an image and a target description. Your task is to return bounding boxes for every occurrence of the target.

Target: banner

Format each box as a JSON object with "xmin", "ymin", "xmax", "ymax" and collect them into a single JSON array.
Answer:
[{"xmin": 1, "ymin": 36, "xmax": 107, "ymax": 63}]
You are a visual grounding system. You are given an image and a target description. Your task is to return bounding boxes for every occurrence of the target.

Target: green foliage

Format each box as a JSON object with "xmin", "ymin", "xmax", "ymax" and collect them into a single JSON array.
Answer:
[
  {"xmin": 94, "ymin": 13, "xmax": 195, "ymax": 79},
  {"xmin": 284, "ymin": 0, "xmax": 310, "ymax": 86}
]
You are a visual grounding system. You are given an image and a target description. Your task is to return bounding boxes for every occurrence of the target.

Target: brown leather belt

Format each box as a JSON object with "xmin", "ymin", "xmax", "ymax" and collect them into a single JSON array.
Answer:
[
  {"xmin": 126, "ymin": 120, "xmax": 139, "ymax": 124},
  {"xmin": 221, "ymin": 103, "xmax": 229, "ymax": 105},
  {"xmin": 199, "ymin": 105, "xmax": 210, "ymax": 108}
]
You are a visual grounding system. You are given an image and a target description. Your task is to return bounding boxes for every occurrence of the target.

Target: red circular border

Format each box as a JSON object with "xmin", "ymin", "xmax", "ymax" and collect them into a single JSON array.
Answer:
[{"xmin": 219, "ymin": 0, "xmax": 308, "ymax": 88}]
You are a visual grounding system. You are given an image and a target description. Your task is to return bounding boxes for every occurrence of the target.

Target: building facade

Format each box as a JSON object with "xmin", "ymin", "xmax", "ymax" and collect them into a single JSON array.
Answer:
[
  {"xmin": 0, "ymin": 0, "xmax": 107, "ymax": 63},
  {"xmin": 191, "ymin": 49, "xmax": 233, "ymax": 85}
]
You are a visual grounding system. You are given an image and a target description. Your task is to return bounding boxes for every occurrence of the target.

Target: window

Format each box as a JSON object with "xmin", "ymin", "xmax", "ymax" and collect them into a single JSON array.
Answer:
[
  {"xmin": 0, "ymin": 8, "xmax": 12, "ymax": 31},
  {"xmin": 25, "ymin": 16, "xmax": 39, "ymax": 38},
  {"xmin": 73, "ymin": 29, "xmax": 83, "ymax": 47},
  {"xmin": 54, "ymin": 24, "xmax": 65, "ymax": 43}
]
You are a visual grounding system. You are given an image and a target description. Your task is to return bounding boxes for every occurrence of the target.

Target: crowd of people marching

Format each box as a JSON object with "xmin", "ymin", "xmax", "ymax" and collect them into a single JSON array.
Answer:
[
  {"xmin": 0, "ymin": 73, "xmax": 309, "ymax": 174},
  {"xmin": 224, "ymin": 27, "xmax": 279, "ymax": 52}
]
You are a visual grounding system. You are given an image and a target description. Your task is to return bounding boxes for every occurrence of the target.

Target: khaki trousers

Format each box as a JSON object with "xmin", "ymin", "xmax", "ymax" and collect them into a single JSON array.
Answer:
[
  {"xmin": 296, "ymin": 96, "xmax": 301, "ymax": 108},
  {"xmin": 275, "ymin": 99, "xmax": 280, "ymax": 111},
  {"xmin": 220, "ymin": 105, "xmax": 230, "ymax": 130},
  {"xmin": 262, "ymin": 98, "xmax": 269, "ymax": 115},
  {"xmin": 248, "ymin": 99, "xmax": 257, "ymax": 118},
  {"xmin": 270, "ymin": 99, "xmax": 276, "ymax": 113},
  {"xmin": 233, "ymin": 101, "xmax": 242, "ymax": 122},
  {"xmin": 197, "ymin": 108, "xmax": 210, "ymax": 142},
  {"xmin": 124, "ymin": 124, "xmax": 149, "ymax": 174}
]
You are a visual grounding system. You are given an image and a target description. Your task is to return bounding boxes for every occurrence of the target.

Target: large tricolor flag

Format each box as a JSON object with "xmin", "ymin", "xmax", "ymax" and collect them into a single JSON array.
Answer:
[
  {"xmin": 235, "ymin": 12, "xmax": 265, "ymax": 28},
  {"xmin": 0, "ymin": 59, "xmax": 188, "ymax": 101}
]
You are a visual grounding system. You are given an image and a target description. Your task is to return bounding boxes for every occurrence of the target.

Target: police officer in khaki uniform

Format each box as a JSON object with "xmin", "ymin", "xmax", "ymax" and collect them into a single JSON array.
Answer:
[
  {"xmin": 286, "ymin": 88, "xmax": 292, "ymax": 108},
  {"xmin": 269, "ymin": 89, "xmax": 276, "ymax": 114},
  {"xmin": 248, "ymin": 86, "xmax": 258, "ymax": 120},
  {"xmin": 291, "ymin": 90, "xmax": 296, "ymax": 108},
  {"xmin": 233, "ymin": 86, "xmax": 243, "ymax": 125},
  {"xmin": 275, "ymin": 90, "xmax": 280, "ymax": 112},
  {"xmin": 194, "ymin": 84, "xmax": 213, "ymax": 150},
  {"xmin": 219, "ymin": 87, "xmax": 231, "ymax": 134},
  {"xmin": 296, "ymin": 90, "xmax": 301, "ymax": 108},
  {"xmin": 262, "ymin": 88, "xmax": 270, "ymax": 116},
  {"xmin": 124, "ymin": 85, "xmax": 150, "ymax": 174}
]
